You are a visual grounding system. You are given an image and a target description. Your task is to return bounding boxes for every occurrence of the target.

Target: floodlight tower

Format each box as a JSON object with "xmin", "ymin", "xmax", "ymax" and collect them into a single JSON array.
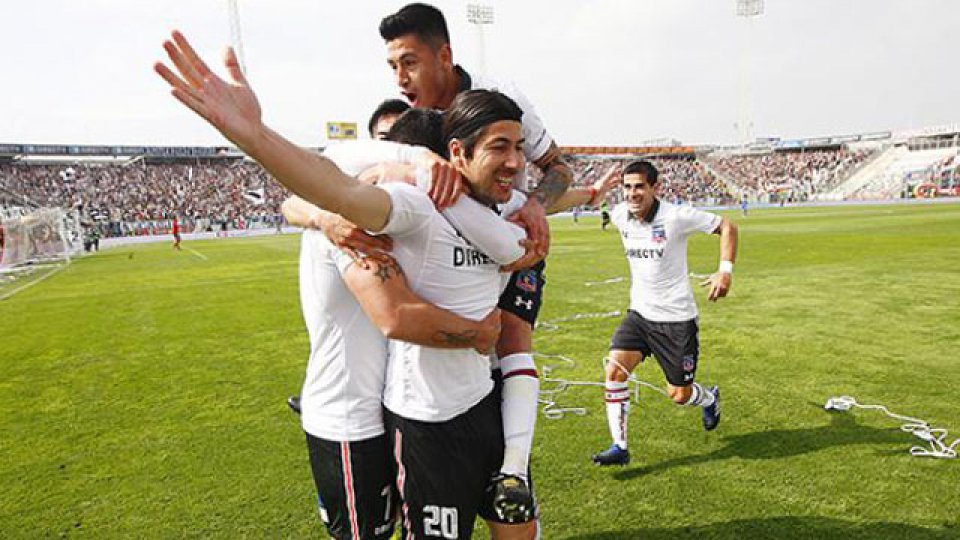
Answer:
[
  {"xmin": 227, "ymin": 0, "xmax": 248, "ymax": 76},
  {"xmin": 467, "ymin": 3, "xmax": 494, "ymax": 74},
  {"xmin": 735, "ymin": 0, "xmax": 763, "ymax": 145}
]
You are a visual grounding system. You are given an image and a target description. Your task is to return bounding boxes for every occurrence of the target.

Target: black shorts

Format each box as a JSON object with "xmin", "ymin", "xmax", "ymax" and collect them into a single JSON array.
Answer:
[
  {"xmin": 305, "ymin": 433, "xmax": 397, "ymax": 540},
  {"xmin": 601, "ymin": 211, "xmax": 610, "ymax": 223},
  {"xmin": 610, "ymin": 310, "xmax": 700, "ymax": 386},
  {"xmin": 385, "ymin": 390, "xmax": 506, "ymax": 538},
  {"xmin": 498, "ymin": 259, "xmax": 547, "ymax": 326}
]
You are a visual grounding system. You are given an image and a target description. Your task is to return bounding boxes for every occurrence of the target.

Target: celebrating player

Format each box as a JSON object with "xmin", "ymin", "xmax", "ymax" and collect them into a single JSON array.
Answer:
[
  {"xmin": 375, "ymin": 4, "xmax": 574, "ymax": 511},
  {"xmin": 592, "ymin": 160, "xmax": 738, "ymax": 466},
  {"xmin": 154, "ymin": 31, "xmax": 539, "ymax": 537}
]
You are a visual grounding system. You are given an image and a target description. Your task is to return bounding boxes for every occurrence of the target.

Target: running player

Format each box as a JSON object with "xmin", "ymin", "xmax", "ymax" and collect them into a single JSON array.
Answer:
[{"xmin": 591, "ymin": 160, "xmax": 739, "ymax": 466}]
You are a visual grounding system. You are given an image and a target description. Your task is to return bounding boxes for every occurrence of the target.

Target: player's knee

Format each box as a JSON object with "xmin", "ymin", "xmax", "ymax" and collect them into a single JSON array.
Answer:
[
  {"xmin": 605, "ymin": 364, "xmax": 630, "ymax": 382},
  {"xmin": 668, "ymin": 386, "xmax": 691, "ymax": 404}
]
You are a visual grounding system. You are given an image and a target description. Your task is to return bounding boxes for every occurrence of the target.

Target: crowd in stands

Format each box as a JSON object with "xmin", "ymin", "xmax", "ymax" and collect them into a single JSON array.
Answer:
[
  {"xmin": 708, "ymin": 148, "xmax": 873, "ymax": 202},
  {"xmin": 0, "ymin": 160, "xmax": 287, "ymax": 237},
  {"xmin": 0, "ymin": 146, "xmax": 884, "ymax": 237},
  {"xmin": 526, "ymin": 155, "xmax": 735, "ymax": 207}
]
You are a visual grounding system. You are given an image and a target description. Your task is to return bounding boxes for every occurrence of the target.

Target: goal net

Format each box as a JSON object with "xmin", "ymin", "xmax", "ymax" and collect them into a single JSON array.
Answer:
[{"xmin": 0, "ymin": 207, "xmax": 83, "ymax": 273}]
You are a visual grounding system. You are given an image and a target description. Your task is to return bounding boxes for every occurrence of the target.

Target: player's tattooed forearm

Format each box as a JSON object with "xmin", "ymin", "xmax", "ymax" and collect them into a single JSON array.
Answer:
[
  {"xmin": 433, "ymin": 329, "xmax": 479, "ymax": 347},
  {"xmin": 532, "ymin": 148, "xmax": 573, "ymax": 207},
  {"xmin": 370, "ymin": 258, "xmax": 404, "ymax": 283},
  {"xmin": 532, "ymin": 166, "xmax": 572, "ymax": 207}
]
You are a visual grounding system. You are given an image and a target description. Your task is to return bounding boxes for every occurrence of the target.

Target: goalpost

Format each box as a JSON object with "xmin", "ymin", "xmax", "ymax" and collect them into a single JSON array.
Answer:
[{"xmin": 0, "ymin": 207, "xmax": 83, "ymax": 275}]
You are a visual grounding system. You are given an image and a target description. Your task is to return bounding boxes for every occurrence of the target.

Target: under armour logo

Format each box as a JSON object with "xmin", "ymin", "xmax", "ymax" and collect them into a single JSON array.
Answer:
[{"xmin": 514, "ymin": 296, "xmax": 533, "ymax": 310}]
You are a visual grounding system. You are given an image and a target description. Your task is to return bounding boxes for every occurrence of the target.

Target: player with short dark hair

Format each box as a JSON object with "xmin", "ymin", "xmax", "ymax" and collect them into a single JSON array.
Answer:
[
  {"xmin": 377, "ymin": 7, "xmax": 575, "ymax": 525},
  {"xmin": 368, "ymin": 98, "xmax": 410, "ymax": 140},
  {"xmin": 591, "ymin": 160, "xmax": 738, "ymax": 467},
  {"xmin": 155, "ymin": 34, "xmax": 536, "ymax": 536}
]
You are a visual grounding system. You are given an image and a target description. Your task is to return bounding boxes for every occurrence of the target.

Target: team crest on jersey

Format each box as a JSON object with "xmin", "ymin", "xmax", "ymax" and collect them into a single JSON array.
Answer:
[
  {"xmin": 651, "ymin": 224, "xmax": 667, "ymax": 244},
  {"xmin": 515, "ymin": 269, "xmax": 538, "ymax": 292}
]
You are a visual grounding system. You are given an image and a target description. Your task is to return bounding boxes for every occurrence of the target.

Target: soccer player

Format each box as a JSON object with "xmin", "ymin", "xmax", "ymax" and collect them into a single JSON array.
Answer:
[
  {"xmin": 293, "ymin": 156, "xmax": 502, "ymax": 540},
  {"xmin": 154, "ymin": 32, "xmax": 536, "ymax": 537},
  {"xmin": 171, "ymin": 214, "xmax": 182, "ymax": 250},
  {"xmin": 368, "ymin": 98, "xmax": 410, "ymax": 140},
  {"xmin": 591, "ymin": 160, "xmax": 738, "ymax": 466},
  {"xmin": 377, "ymin": 3, "xmax": 573, "ymax": 506}
]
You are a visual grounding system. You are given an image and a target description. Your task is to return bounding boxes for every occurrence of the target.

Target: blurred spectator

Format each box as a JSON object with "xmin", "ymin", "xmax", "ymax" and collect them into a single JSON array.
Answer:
[
  {"xmin": 709, "ymin": 148, "xmax": 872, "ymax": 202},
  {"xmin": 0, "ymin": 160, "xmax": 287, "ymax": 237},
  {"xmin": 526, "ymin": 155, "xmax": 734, "ymax": 206}
]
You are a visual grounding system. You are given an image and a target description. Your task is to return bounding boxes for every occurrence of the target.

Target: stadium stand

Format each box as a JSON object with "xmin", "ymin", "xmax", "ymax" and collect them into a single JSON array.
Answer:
[
  {"xmin": 0, "ymin": 159, "xmax": 287, "ymax": 237},
  {"xmin": 527, "ymin": 152, "xmax": 735, "ymax": 207},
  {"xmin": 1, "ymin": 128, "xmax": 956, "ymax": 248},
  {"xmin": 707, "ymin": 147, "xmax": 874, "ymax": 203}
]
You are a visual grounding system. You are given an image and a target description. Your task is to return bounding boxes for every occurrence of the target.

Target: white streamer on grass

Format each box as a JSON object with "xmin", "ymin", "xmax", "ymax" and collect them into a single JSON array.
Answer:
[
  {"xmin": 584, "ymin": 276, "xmax": 625, "ymax": 286},
  {"xmin": 535, "ymin": 310, "xmax": 622, "ymax": 332},
  {"xmin": 535, "ymin": 352, "xmax": 668, "ymax": 420},
  {"xmin": 533, "ymin": 305, "xmax": 668, "ymax": 420},
  {"xmin": 824, "ymin": 395, "xmax": 958, "ymax": 459}
]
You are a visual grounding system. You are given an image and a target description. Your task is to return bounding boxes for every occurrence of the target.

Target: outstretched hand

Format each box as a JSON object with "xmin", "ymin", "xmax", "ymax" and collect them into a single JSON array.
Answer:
[
  {"xmin": 590, "ymin": 164, "xmax": 622, "ymax": 206},
  {"xmin": 153, "ymin": 31, "xmax": 262, "ymax": 151},
  {"xmin": 700, "ymin": 271, "xmax": 732, "ymax": 302}
]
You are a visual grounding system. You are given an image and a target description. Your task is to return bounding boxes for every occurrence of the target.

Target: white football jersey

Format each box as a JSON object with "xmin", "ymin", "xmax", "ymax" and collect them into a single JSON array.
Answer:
[
  {"xmin": 297, "ymin": 140, "xmax": 427, "ymax": 441},
  {"xmin": 298, "ymin": 229, "xmax": 387, "ymax": 441},
  {"xmin": 377, "ymin": 182, "xmax": 523, "ymax": 422},
  {"xmin": 611, "ymin": 200, "xmax": 721, "ymax": 322}
]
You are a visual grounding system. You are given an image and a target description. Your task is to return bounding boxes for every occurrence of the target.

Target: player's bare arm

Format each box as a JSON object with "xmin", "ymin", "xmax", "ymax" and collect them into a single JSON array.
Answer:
[
  {"xmin": 700, "ymin": 217, "xmax": 739, "ymax": 302},
  {"xmin": 532, "ymin": 143, "xmax": 574, "ymax": 209},
  {"xmin": 282, "ymin": 195, "xmax": 394, "ymax": 267},
  {"xmin": 154, "ymin": 31, "xmax": 392, "ymax": 231},
  {"xmin": 344, "ymin": 257, "xmax": 501, "ymax": 354},
  {"xmin": 507, "ymin": 143, "xmax": 573, "ymax": 261},
  {"xmin": 547, "ymin": 164, "xmax": 621, "ymax": 214}
]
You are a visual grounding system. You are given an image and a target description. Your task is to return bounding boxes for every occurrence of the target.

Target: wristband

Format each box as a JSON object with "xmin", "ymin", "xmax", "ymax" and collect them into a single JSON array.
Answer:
[{"xmin": 718, "ymin": 260, "xmax": 734, "ymax": 274}]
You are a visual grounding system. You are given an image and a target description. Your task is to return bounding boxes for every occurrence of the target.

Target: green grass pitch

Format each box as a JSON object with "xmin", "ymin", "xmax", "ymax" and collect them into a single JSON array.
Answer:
[{"xmin": 2, "ymin": 202, "xmax": 959, "ymax": 538}]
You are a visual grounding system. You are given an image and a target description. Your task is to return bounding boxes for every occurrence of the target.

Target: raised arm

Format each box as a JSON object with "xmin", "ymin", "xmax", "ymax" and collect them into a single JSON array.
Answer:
[
  {"xmin": 153, "ymin": 31, "xmax": 391, "ymax": 231},
  {"xmin": 344, "ymin": 256, "xmax": 500, "ymax": 354},
  {"xmin": 532, "ymin": 143, "xmax": 575, "ymax": 210},
  {"xmin": 507, "ymin": 143, "xmax": 574, "ymax": 260},
  {"xmin": 547, "ymin": 164, "xmax": 621, "ymax": 214}
]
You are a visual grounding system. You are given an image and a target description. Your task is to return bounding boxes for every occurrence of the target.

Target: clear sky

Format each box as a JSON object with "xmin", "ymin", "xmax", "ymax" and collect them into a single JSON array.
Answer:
[{"xmin": 2, "ymin": 0, "xmax": 956, "ymax": 147}]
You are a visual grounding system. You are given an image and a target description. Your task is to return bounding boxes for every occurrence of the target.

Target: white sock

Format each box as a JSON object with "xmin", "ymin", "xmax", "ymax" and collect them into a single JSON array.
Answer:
[
  {"xmin": 683, "ymin": 383, "xmax": 715, "ymax": 408},
  {"xmin": 604, "ymin": 381, "xmax": 631, "ymax": 449},
  {"xmin": 499, "ymin": 353, "xmax": 539, "ymax": 479}
]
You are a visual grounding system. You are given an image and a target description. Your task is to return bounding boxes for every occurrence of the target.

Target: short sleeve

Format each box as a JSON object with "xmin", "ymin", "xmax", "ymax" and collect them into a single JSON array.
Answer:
[{"xmin": 676, "ymin": 206, "xmax": 721, "ymax": 236}]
